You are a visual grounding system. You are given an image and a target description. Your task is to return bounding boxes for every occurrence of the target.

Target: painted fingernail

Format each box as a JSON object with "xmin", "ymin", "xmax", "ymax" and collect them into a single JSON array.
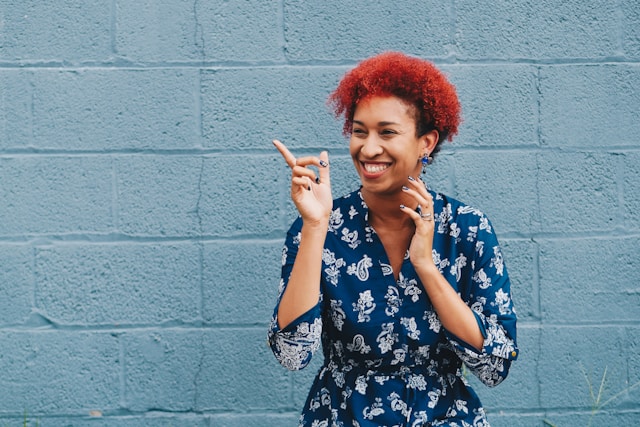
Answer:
[
  {"xmin": 399, "ymin": 204, "xmax": 406, "ymax": 209},
  {"xmin": 307, "ymin": 185, "xmax": 311, "ymax": 191},
  {"xmin": 402, "ymin": 186, "xmax": 409, "ymax": 191},
  {"xmin": 315, "ymin": 176, "xmax": 320, "ymax": 184},
  {"xmin": 319, "ymin": 160, "xmax": 328, "ymax": 168},
  {"xmin": 408, "ymin": 176, "xmax": 415, "ymax": 181}
]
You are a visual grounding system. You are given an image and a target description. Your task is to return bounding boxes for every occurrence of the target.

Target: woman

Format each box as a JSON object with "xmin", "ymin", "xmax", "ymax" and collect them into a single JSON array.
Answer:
[{"xmin": 268, "ymin": 51, "xmax": 518, "ymax": 427}]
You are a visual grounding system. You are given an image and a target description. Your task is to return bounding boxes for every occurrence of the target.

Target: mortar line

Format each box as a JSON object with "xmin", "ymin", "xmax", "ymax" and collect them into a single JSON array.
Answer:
[
  {"xmin": 110, "ymin": 0, "xmax": 117, "ymax": 55},
  {"xmin": 1, "ymin": 58, "xmax": 639, "ymax": 71},
  {"xmin": 449, "ymin": 0, "xmax": 458, "ymax": 60},
  {"xmin": 278, "ymin": 0, "xmax": 287, "ymax": 62},
  {"xmin": 118, "ymin": 332, "xmax": 127, "ymax": 408},
  {"xmin": 196, "ymin": 69, "xmax": 204, "ymax": 143},
  {"xmin": 193, "ymin": 0, "xmax": 206, "ymax": 64},
  {"xmin": 615, "ymin": 153, "xmax": 626, "ymax": 231}
]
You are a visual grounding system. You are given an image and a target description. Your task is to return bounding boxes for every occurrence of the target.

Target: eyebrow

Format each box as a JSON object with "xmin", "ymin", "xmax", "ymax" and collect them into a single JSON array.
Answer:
[{"xmin": 353, "ymin": 120, "xmax": 401, "ymax": 127}]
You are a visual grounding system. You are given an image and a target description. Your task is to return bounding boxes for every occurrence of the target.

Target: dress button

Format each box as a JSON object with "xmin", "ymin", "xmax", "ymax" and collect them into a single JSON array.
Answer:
[{"xmin": 511, "ymin": 351, "xmax": 517, "ymax": 357}]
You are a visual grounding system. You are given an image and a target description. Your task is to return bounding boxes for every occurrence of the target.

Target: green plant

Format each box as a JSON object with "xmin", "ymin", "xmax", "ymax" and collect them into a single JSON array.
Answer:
[{"xmin": 543, "ymin": 364, "xmax": 640, "ymax": 427}]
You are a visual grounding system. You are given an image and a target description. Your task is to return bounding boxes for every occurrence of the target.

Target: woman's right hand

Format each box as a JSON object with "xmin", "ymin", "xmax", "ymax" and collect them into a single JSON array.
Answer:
[{"xmin": 273, "ymin": 139, "xmax": 332, "ymax": 226}]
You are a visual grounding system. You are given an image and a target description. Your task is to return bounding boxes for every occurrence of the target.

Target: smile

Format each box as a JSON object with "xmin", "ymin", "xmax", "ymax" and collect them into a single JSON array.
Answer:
[{"xmin": 362, "ymin": 162, "xmax": 390, "ymax": 174}]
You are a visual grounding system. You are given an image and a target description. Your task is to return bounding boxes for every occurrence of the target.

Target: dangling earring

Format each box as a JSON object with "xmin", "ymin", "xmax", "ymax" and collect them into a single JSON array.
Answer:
[{"xmin": 421, "ymin": 154, "xmax": 432, "ymax": 174}]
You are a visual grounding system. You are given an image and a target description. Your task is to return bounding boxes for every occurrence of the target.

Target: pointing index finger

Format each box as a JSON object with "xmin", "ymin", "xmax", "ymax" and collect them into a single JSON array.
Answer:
[{"xmin": 272, "ymin": 139, "xmax": 296, "ymax": 168}]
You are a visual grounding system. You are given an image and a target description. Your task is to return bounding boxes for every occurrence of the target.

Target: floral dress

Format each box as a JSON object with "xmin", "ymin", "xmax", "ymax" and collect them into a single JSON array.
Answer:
[{"xmin": 268, "ymin": 189, "xmax": 518, "ymax": 427}]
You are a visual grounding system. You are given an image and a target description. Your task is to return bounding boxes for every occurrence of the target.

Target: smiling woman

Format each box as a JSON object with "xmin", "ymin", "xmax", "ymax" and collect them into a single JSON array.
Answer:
[
  {"xmin": 329, "ymin": 51, "xmax": 461, "ymax": 157},
  {"xmin": 269, "ymin": 51, "xmax": 518, "ymax": 427},
  {"xmin": 349, "ymin": 96, "xmax": 439, "ymax": 198}
]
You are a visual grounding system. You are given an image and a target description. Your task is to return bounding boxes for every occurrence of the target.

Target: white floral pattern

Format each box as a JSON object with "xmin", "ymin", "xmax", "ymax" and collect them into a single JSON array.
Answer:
[{"xmin": 268, "ymin": 190, "xmax": 518, "ymax": 426}]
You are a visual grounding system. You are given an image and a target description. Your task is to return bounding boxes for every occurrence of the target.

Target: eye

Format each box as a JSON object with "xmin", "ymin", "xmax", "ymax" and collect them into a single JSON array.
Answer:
[
  {"xmin": 380, "ymin": 129, "xmax": 397, "ymax": 136},
  {"xmin": 352, "ymin": 128, "xmax": 367, "ymax": 137}
]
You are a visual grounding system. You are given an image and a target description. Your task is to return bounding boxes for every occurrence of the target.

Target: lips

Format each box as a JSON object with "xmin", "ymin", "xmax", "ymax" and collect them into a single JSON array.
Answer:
[{"xmin": 361, "ymin": 162, "xmax": 391, "ymax": 177}]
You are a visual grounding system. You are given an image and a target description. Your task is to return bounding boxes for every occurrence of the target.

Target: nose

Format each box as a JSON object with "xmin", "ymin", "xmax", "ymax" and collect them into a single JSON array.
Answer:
[{"xmin": 358, "ymin": 134, "xmax": 384, "ymax": 158}]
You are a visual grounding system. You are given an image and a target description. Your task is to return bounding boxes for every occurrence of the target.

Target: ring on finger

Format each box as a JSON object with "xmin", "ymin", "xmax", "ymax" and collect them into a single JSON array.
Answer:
[{"xmin": 420, "ymin": 211, "xmax": 433, "ymax": 221}]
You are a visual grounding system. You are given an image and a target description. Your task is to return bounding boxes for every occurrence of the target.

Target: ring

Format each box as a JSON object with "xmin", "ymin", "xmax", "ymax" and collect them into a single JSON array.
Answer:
[{"xmin": 420, "ymin": 212, "xmax": 433, "ymax": 221}]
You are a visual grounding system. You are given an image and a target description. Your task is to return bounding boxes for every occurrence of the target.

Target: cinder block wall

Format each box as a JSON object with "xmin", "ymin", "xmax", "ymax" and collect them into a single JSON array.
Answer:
[{"xmin": 0, "ymin": 1, "xmax": 638, "ymax": 426}]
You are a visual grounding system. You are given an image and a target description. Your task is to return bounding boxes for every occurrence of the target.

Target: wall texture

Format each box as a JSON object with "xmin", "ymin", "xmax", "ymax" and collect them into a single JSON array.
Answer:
[{"xmin": 0, "ymin": 0, "xmax": 639, "ymax": 426}]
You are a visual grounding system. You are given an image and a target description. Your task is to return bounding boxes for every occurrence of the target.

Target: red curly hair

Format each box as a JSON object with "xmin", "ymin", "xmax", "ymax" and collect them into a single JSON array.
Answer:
[{"xmin": 328, "ymin": 51, "xmax": 461, "ymax": 155}]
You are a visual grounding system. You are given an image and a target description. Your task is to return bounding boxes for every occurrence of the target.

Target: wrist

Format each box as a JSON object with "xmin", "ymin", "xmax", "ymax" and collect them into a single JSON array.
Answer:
[
  {"xmin": 301, "ymin": 218, "xmax": 329, "ymax": 234},
  {"xmin": 302, "ymin": 213, "xmax": 330, "ymax": 228}
]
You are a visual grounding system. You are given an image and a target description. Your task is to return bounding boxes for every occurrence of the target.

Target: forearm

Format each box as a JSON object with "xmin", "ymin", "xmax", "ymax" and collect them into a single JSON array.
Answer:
[
  {"xmin": 415, "ymin": 264, "xmax": 484, "ymax": 351},
  {"xmin": 277, "ymin": 221, "xmax": 328, "ymax": 329}
]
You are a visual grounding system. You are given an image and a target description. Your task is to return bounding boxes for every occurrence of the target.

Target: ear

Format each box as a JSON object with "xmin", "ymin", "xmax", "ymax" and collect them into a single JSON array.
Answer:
[{"xmin": 420, "ymin": 129, "xmax": 439, "ymax": 155}]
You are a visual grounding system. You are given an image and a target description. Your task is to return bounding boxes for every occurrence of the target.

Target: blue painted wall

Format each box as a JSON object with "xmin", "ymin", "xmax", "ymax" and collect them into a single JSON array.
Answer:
[{"xmin": 0, "ymin": 1, "xmax": 639, "ymax": 426}]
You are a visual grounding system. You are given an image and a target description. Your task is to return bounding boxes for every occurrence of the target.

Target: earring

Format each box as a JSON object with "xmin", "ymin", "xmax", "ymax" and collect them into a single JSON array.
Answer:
[{"xmin": 421, "ymin": 154, "xmax": 432, "ymax": 174}]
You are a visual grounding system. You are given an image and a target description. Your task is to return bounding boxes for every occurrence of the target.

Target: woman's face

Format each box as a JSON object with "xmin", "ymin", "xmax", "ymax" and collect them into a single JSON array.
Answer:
[{"xmin": 349, "ymin": 95, "xmax": 435, "ymax": 197}]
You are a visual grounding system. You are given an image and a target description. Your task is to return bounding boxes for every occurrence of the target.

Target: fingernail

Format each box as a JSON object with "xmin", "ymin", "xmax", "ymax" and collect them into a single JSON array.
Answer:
[
  {"xmin": 402, "ymin": 186, "xmax": 409, "ymax": 191},
  {"xmin": 319, "ymin": 160, "xmax": 328, "ymax": 168},
  {"xmin": 399, "ymin": 204, "xmax": 406, "ymax": 209},
  {"xmin": 307, "ymin": 186, "xmax": 311, "ymax": 191},
  {"xmin": 408, "ymin": 176, "xmax": 415, "ymax": 181},
  {"xmin": 315, "ymin": 176, "xmax": 320, "ymax": 184}
]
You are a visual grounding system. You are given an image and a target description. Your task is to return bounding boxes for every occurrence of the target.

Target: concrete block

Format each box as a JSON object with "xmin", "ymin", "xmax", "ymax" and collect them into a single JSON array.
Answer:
[
  {"xmin": 539, "ymin": 326, "xmax": 627, "ymax": 409},
  {"xmin": 199, "ymin": 155, "xmax": 285, "ymax": 236},
  {"xmin": 445, "ymin": 65, "xmax": 539, "ymax": 148},
  {"xmin": 453, "ymin": 150, "xmax": 540, "ymax": 234},
  {"xmin": 201, "ymin": 67, "xmax": 344, "ymax": 150},
  {"xmin": 195, "ymin": 328, "xmax": 291, "ymax": 411},
  {"xmin": 122, "ymin": 330, "xmax": 203, "ymax": 412},
  {"xmin": 0, "ymin": 1, "xmax": 111, "ymax": 61},
  {"xmin": 115, "ymin": 0, "xmax": 200, "ymax": 61},
  {"xmin": 30, "ymin": 69, "xmax": 199, "ymax": 150},
  {"xmin": 537, "ymin": 151, "xmax": 618, "ymax": 233},
  {"xmin": 622, "ymin": 0, "xmax": 640, "ymax": 59},
  {"xmin": 424, "ymin": 151, "xmax": 456, "ymax": 196},
  {"xmin": 35, "ymin": 243, "xmax": 201, "ymax": 325},
  {"xmin": 0, "ymin": 245, "xmax": 33, "ymax": 325},
  {"xmin": 116, "ymin": 156, "xmax": 203, "ymax": 236},
  {"xmin": 210, "ymin": 413, "xmax": 299, "ymax": 427},
  {"xmin": 626, "ymin": 327, "xmax": 640, "ymax": 406},
  {"xmin": 33, "ymin": 415, "xmax": 209, "ymax": 426},
  {"xmin": 485, "ymin": 413, "xmax": 545, "ymax": 427},
  {"xmin": 116, "ymin": 0, "xmax": 283, "ymax": 62},
  {"xmin": 623, "ymin": 152, "xmax": 640, "ymax": 230},
  {"xmin": 0, "ymin": 331, "xmax": 119, "ymax": 413},
  {"xmin": 0, "ymin": 70, "xmax": 32, "ymax": 149},
  {"xmin": 469, "ymin": 325, "xmax": 540, "ymax": 410},
  {"xmin": 539, "ymin": 65, "xmax": 640, "ymax": 147},
  {"xmin": 501, "ymin": 239, "xmax": 539, "ymax": 321},
  {"xmin": 283, "ymin": 0, "xmax": 452, "ymax": 60},
  {"xmin": 202, "ymin": 241, "xmax": 281, "ymax": 324},
  {"xmin": 540, "ymin": 236, "xmax": 640, "ymax": 323},
  {"xmin": 543, "ymin": 411, "xmax": 640, "ymax": 427},
  {"xmin": 455, "ymin": 0, "xmax": 619, "ymax": 59},
  {"xmin": 0, "ymin": 157, "xmax": 112, "ymax": 236}
]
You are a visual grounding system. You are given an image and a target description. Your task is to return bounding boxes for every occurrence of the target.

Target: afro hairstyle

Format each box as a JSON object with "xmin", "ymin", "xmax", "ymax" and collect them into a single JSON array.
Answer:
[{"xmin": 328, "ymin": 51, "xmax": 461, "ymax": 156}]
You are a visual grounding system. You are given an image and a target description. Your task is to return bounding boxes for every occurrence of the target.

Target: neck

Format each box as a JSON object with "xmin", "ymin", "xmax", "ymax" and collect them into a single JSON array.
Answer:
[{"xmin": 362, "ymin": 188, "xmax": 416, "ymax": 230}]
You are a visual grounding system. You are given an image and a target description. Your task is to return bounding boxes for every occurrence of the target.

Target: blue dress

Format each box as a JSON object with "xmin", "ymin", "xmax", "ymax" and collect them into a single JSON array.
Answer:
[{"xmin": 268, "ymin": 189, "xmax": 518, "ymax": 427}]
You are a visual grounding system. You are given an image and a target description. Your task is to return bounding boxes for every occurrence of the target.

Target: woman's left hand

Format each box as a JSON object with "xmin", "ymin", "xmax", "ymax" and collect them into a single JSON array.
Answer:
[{"xmin": 401, "ymin": 176, "xmax": 437, "ymax": 272}]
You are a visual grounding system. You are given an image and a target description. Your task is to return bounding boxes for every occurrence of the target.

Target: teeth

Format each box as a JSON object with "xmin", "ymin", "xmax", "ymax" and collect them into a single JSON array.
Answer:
[{"xmin": 364, "ymin": 163, "xmax": 389, "ymax": 173}]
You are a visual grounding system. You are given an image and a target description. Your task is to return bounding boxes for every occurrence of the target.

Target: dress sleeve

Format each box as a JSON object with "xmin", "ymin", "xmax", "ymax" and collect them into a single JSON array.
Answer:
[
  {"xmin": 447, "ymin": 214, "xmax": 519, "ymax": 387},
  {"xmin": 267, "ymin": 218, "xmax": 324, "ymax": 371}
]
